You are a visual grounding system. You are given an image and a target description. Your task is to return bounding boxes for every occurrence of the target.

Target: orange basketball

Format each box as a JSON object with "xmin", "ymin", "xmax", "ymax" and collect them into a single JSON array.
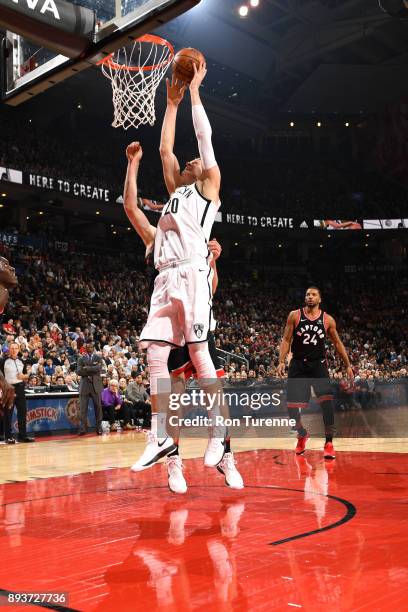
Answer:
[{"xmin": 172, "ymin": 47, "xmax": 205, "ymax": 84}]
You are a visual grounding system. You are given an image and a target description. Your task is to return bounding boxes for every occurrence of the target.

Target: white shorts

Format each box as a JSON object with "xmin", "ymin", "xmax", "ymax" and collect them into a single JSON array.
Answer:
[{"xmin": 139, "ymin": 262, "xmax": 213, "ymax": 347}]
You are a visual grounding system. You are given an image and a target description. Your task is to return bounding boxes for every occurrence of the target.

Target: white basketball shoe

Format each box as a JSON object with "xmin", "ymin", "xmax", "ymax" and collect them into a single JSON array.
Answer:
[
  {"xmin": 130, "ymin": 431, "xmax": 176, "ymax": 472},
  {"xmin": 217, "ymin": 452, "xmax": 244, "ymax": 489},
  {"xmin": 166, "ymin": 455, "xmax": 187, "ymax": 494}
]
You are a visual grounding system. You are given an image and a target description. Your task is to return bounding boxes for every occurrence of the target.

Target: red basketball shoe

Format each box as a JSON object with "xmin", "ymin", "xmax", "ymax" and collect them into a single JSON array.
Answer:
[
  {"xmin": 295, "ymin": 432, "xmax": 310, "ymax": 455},
  {"xmin": 324, "ymin": 441, "xmax": 336, "ymax": 460}
]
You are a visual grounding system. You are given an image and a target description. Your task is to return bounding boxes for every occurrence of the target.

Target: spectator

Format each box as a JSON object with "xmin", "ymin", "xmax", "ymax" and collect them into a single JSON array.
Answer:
[
  {"xmin": 101, "ymin": 379, "xmax": 134, "ymax": 431},
  {"xmin": 65, "ymin": 373, "xmax": 79, "ymax": 391},
  {"xmin": 27, "ymin": 375, "xmax": 41, "ymax": 389},
  {"xmin": 125, "ymin": 372, "xmax": 151, "ymax": 429},
  {"xmin": 53, "ymin": 375, "xmax": 69, "ymax": 391},
  {"xmin": 44, "ymin": 358, "xmax": 55, "ymax": 376},
  {"xmin": 118, "ymin": 377, "xmax": 137, "ymax": 426}
]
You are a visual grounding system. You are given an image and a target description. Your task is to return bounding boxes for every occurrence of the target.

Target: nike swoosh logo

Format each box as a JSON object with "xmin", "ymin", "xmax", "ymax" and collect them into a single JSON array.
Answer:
[
  {"xmin": 158, "ymin": 437, "xmax": 168, "ymax": 447},
  {"xmin": 199, "ymin": 269, "xmax": 207, "ymax": 272}
]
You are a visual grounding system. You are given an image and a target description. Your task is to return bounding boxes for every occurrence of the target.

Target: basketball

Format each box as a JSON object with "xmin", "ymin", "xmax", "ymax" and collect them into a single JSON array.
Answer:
[{"xmin": 172, "ymin": 47, "xmax": 205, "ymax": 83}]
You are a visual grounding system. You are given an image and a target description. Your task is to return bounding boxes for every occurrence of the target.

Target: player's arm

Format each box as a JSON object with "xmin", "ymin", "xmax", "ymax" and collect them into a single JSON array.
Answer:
[
  {"xmin": 159, "ymin": 76, "xmax": 186, "ymax": 195},
  {"xmin": 277, "ymin": 311, "xmax": 297, "ymax": 377},
  {"xmin": 140, "ymin": 198, "xmax": 164, "ymax": 212},
  {"xmin": 326, "ymin": 315, "xmax": 354, "ymax": 379},
  {"xmin": 189, "ymin": 62, "xmax": 221, "ymax": 199},
  {"xmin": 123, "ymin": 142, "xmax": 156, "ymax": 248},
  {"xmin": 208, "ymin": 238, "xmax": 221, "ymax": 294}
]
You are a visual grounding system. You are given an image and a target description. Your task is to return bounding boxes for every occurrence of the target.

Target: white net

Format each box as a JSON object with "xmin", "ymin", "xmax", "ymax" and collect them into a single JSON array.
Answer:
[{"xmin": 100, "ymin": 35, "xmax": 174, "ymax": 130}]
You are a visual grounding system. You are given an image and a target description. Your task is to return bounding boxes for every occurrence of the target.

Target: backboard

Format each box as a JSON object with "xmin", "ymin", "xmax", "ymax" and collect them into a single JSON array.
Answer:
[{"xmin": 1, "ymin": 0, "xmax": 200, "ymax": 105}]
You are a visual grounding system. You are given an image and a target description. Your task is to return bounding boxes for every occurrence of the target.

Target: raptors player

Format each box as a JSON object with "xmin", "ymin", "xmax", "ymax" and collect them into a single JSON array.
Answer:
[
  {"xmin": 278, "ymin": 287, "xmax": 354, "ymax": 459},
  {"xmin": 122, "ymin": 142, "xmax": 243, "ymax": 492}
]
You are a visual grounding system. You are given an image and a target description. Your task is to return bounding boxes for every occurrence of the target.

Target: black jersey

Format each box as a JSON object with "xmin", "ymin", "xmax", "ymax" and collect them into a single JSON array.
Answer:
[{"xmin": 291, "ymin": 308, "xmax": 327, "ymax": 361}]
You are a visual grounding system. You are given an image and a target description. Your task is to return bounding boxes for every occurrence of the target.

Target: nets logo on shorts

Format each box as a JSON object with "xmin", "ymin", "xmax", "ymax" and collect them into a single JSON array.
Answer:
[{"xmin": 193, "ymin": 323, "xmax": 204, "ymax": 339}]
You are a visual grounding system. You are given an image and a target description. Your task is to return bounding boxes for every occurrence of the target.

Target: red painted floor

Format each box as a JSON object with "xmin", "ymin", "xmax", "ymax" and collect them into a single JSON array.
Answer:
[{"xmin": 1, "ymin": 449, "xmax": 408, "ymax": 611}]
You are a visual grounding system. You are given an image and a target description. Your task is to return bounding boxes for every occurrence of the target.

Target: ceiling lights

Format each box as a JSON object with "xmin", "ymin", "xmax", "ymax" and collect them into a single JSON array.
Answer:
[{"xmin": 238, "ymin": 1, "xmax": 260, "ymax": 17}]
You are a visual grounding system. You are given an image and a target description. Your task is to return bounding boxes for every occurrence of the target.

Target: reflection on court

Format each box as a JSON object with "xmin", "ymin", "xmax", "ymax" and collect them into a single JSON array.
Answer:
[{"xmin": 1, "ymin": 442, "xmax": 407, "ymax": 610}]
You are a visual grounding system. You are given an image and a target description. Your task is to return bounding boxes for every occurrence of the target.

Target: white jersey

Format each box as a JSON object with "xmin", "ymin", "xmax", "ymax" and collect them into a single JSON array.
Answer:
[{"xmin": 154, "ymin": 183, "xmax": 220, "ymax": 269}]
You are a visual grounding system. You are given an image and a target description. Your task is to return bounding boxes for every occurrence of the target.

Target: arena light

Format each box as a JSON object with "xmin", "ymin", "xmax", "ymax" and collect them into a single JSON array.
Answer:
[
  {"xmin": 317, "ymin": 121, "xmax": 322, "ymax": 127},
  {"xmin": 1, "ymin": 193, "xmax": 6, "ymax": 197},
  {"xmin": 238, "ymin": 5, "xmax": 249, "ymax": 17},
  {"xmin": 278, "ymin": 244, "xmax": 282, "ymax": 248},
  {"xmin": 113, "ymin": 230, "xmax": 117, "ymax": 235},
  {"xmin": 77, "ymin": 103, "xmax": 82, "ymax": 110},
  {"xmin": 39, "ymin": 211, "xmax": 44, "ymax": 215},
  {"xmin": 127, "ymin": 227, "xmax": 131, "ymax": 231},
  {"xmin": 345, "ymin": 122, "xmax": 350, "ymax": 127},
  {"xmin": 0, "ymin": 204, "xmax": 4, "ymax": 208},
  {"xmin": 234, "ymin": 242, "xmax": 239, "ymax": 246},
  {"xmin": 250, "ymin": 0, "xmax": 259, "ymax": 6},
  {"xmin": 96, "ymin": 211, "xmax": 100, "ymax": 215},
  {"xmin": 26, "ymin": 216, "xmax": 30, "ymax": 220},
  {"xmin": 320, "ymin": 244, "xmax": 323, "ymax": 248},
  {"xmin": 290, "ymin": 121, "xmax": 295, "ymax": 127}
]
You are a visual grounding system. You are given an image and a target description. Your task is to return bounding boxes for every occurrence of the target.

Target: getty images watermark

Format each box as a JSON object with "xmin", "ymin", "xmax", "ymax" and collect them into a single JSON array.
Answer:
[{"xmin": 157, "ymin": 386, "xmax": 297, "ymax": 438}]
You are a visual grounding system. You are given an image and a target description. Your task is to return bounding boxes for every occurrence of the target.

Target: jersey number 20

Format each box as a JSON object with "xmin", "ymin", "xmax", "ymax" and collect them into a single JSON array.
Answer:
[{"xmin": 163, "ymin": 197, "xmax": 179, "ymax": 215}]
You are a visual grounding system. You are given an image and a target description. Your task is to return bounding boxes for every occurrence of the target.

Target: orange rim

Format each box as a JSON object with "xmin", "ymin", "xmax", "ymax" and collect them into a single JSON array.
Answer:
[{"xmin": 98, "ymin": 34, "xmax": 174, "ymax": 72}]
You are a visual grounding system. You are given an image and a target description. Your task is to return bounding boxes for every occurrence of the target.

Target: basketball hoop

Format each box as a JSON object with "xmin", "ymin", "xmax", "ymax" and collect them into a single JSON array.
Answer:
[{"xmin": 99, "ymin": 34, "xmax": 174, "ymax": 130}]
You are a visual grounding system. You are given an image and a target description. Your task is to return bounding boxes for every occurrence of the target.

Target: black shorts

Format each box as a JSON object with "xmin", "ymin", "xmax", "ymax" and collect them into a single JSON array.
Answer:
[
  {"xmin": 167, "ymin": 332, "xmax": 224, "ymax": 378},
  {"xmin": 286, "ymin": 358, "xmax": 334, "ymax": 408}
]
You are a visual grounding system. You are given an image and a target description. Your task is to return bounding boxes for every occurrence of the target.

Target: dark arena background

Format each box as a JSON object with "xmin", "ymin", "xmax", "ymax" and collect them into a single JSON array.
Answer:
[{"xmin": 0, "ymin": 1, "xmax": 408, "ymax": 610}]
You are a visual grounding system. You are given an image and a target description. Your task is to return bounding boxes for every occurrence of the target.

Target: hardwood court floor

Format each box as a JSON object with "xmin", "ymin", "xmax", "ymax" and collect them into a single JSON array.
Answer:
[{"xmin": 0, "ymin": 431, "xmax": 407, "ymax": 611}]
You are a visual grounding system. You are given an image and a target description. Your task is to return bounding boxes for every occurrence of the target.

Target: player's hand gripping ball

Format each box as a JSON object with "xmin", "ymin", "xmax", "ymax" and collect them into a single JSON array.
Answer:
[{"xmin": 172, "ymin": 47, "xmax": 205, "ymax": 84}]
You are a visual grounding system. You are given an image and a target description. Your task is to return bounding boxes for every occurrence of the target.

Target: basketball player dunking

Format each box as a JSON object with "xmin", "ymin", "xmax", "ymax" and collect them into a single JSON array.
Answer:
[
  {"xmin": 277, "ymin": 287, "xmax": 354, "ymax": 458},
  {"xmin": 122, "ymin": 141, "xmax": 243, "ymax": 492},
  {"xmin": 126, "ymin": 63, "xmax": 242, "ymax": 492}
]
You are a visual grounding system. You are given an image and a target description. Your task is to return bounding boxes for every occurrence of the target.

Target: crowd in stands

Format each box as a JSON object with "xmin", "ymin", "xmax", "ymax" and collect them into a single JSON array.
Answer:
[
  {"xmin": 2, "ymin": 115, "xmax": 408, "ymax": 219},
  {"xmin": 0, "ymin": 243, "xmax": 406, "ymax": 419}
]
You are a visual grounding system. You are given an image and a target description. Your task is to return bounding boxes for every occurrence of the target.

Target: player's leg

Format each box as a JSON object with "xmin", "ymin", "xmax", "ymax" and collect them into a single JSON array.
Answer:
[
  {"xmin": 133, "ymin": 274, "xmax": 182, "ymax": 472},
  {"xmin": 187, "ymin": 341, "xmax": 229, "ymax": 466},
  {"xmin": 167, "ymin": 345, "xmax": 192, "ymax": 453},
  {"xmin": 314, "ymin": 364, "xmax": 336, "ymax": 459},
  {"xmin": 287, "ymin": 359, "xmax": 311, "ymax": 454},
  {"xmin": 184, "ymin": 269, "xmax": 230, "ymax": 467},
  {"xmin": 206, "ymin": 333, "xmax": 243, "ymax": 488},
  {"xmin": 131, "ymin": 342, "xmax": 176, "ymax": 472},
  {"xmin": 165, "ymin": 347, "xmax": 192, "ymax": 494},
  {"xmin": 168, "ymin": 343, "xmax": 243, "ymax": 489}
]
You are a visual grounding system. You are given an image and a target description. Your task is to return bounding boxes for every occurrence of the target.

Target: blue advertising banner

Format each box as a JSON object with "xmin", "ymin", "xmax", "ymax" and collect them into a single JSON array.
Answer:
[{"xmin": 11, "ymin": 393, "xmax": 96, "ymax": 433}]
